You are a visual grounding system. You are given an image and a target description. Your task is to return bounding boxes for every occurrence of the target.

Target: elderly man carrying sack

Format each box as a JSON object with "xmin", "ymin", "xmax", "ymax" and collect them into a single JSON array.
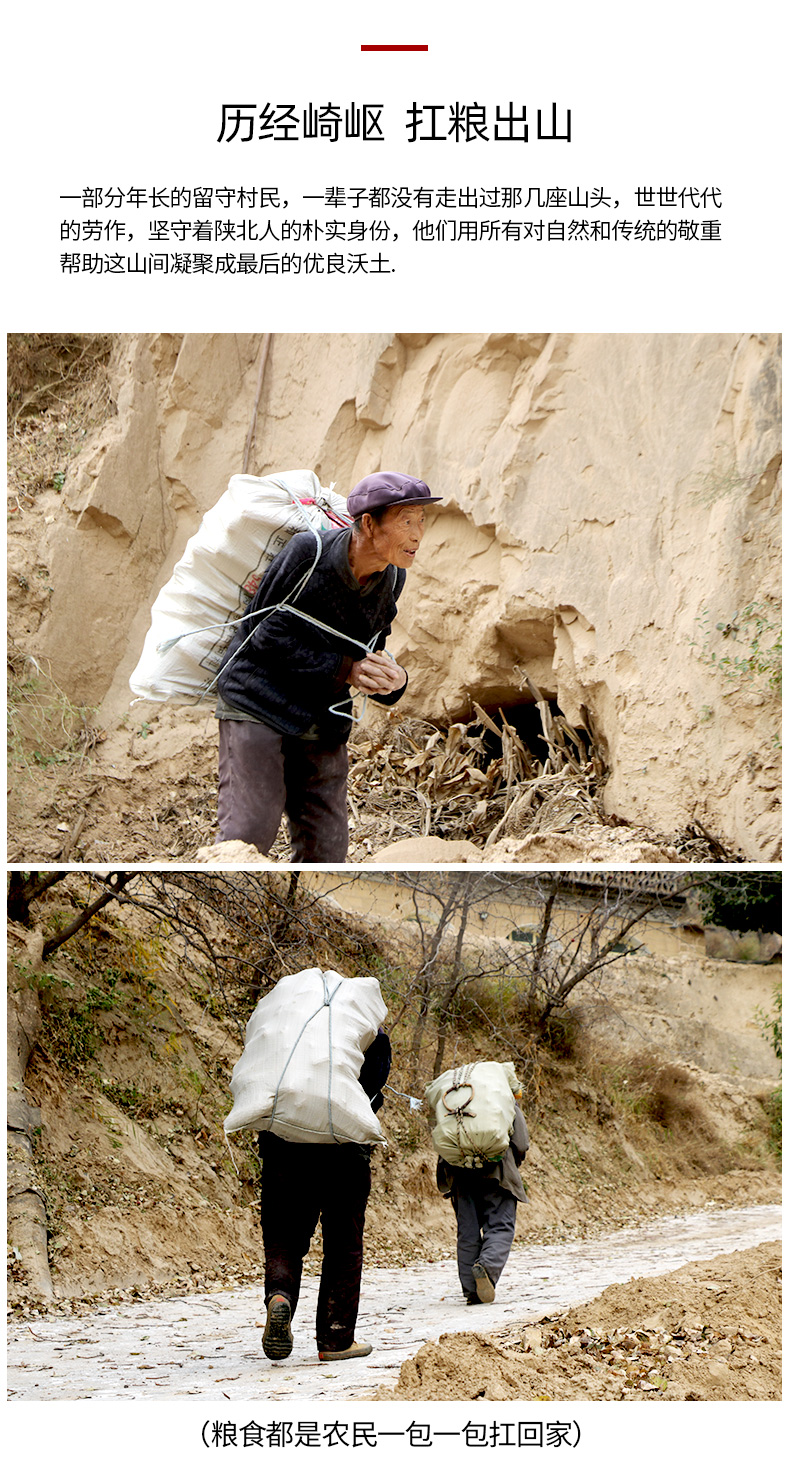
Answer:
[{"xmin": 215, "ymin": 470, "xmax": 439, "ymax": 862}]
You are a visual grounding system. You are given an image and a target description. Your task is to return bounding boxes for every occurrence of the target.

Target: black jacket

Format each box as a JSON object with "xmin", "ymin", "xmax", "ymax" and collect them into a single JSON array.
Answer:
[
  {"xmin": 217, "ymin": 526, "xmax": 407, "ymax": 741},
  {"xmin": 358, "ymin": 1028, "xmax": 392, "ymax": 1112}
]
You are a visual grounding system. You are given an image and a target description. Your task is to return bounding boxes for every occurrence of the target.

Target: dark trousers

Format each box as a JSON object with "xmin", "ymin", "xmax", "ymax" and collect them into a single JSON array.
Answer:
[
  {"xmin": 217, "ymin": 718, "xmax": 349, "ymax": 863},
  {"xmin": 258, "ymin": 1133, "xmax": 372, "ymax": 1352},
  {"xmin": 451, "ymin": 1172, "xmax": 518, "ymax": 1299}
]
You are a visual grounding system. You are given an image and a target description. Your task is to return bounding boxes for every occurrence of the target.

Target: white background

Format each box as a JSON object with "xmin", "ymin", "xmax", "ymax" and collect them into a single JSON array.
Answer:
[
  {"xmin": 4, "ymin": 0, "xmax": 786, "ymax": 332},
  {"xmin": 3, "ymin": 0, "xmax": 784, "ymax": 1471}
]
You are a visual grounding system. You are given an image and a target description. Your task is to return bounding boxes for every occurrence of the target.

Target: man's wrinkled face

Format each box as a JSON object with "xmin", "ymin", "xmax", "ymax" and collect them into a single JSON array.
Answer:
[{"xmin": 368, "ymin": 503, "xmax": 427, "ymax": 568}]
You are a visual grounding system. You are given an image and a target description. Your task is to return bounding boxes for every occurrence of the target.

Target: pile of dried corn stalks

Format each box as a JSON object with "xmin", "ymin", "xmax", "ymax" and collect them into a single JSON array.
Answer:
[{"xmin": 348, "ymin": 680, "xmax": 605, "ymax": 848}]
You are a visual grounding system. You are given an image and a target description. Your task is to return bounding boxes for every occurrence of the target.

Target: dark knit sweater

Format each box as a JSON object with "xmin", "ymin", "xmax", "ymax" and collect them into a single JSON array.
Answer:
[{"xmin": 216, "ymin": 526, "xmax": 407, "ymax": 741}]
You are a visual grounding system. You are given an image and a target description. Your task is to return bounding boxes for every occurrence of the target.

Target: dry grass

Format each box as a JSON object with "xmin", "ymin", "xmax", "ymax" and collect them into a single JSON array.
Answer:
[
  {"xmin": 582, "ymin": 1049, "xmax": 750, "ymax": 1176},
  {"xmin": 7, "ymin": 333, "xmax": 114, "ymax": 503},
  {"xmin": 346, "ymin": 700, "xmax": 606, "ymax": 848},
  {"xmin": 344, "ymin": 707, "xmax": 730, "ymax": 862},
  {"xmin": 7, "ymin": 646, "xmax": 101, "ymax": 773}
]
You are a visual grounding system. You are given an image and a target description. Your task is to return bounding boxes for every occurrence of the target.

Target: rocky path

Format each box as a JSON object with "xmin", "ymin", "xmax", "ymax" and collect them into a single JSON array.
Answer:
[{"xmin": 7, "ymin": 1203, "xmax": 780, "ymax": 1402}]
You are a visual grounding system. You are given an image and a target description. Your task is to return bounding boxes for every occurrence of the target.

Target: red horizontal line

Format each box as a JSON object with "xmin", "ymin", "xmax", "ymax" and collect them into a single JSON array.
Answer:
[{"xmin": 361, "ymin": 44, "xmax": 428, "ymax": 51}]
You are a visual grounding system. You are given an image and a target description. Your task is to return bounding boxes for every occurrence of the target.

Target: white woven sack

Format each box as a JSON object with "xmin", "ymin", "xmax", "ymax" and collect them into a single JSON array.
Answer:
[
  {"xmin": 425, "ymin": 1061, "xmax": 520, "ymax": 1168},
  {"xmin": 224, "ymin": 967, "xmax": 387, "ymax": 1144},
  {"xmin": 130, "ymin": 470, "xmax": 349, "ymax": 705}
]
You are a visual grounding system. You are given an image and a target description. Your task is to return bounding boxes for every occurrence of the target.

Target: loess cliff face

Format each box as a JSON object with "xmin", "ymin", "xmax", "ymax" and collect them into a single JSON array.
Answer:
[{"xmin": 34, "ymin": 332, "xmax": 781, "ymax": 860}]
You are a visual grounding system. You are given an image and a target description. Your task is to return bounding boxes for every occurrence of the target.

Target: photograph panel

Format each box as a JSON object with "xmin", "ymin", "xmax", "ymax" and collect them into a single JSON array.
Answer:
[
  {"xmin": 7, "ymin": 866, "xmax": 781, "ymax": 1402},
  {"xmin": 6, "ymin": 332, "xmax": 782, "ymax": 868}
]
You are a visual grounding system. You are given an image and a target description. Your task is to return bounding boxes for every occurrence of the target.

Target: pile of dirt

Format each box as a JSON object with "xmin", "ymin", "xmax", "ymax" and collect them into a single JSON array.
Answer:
[{"xmin": 378, "ymin": 1241, "xmax": 781, "ymax": 1402}]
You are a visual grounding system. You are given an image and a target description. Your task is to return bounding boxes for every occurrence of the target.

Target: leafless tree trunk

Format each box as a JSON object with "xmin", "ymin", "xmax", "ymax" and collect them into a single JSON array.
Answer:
[
  {"xmin": 7, "ymin": 871, "xmax": 67, "ymax": 924},
  {"xmin": 42, "ymin": 872, "xmax": 139, "ymax": 958},
  {"xmin": 407, "ymin": 876, "xmax": 468, "ymax": 1093},
  {"xmin": 527, "ymin": 880, "xmax": 557, "ymax": 1019},
  {"xmin": 432, "ymin": 889, "xmax": 474, "ymax": 1079},
  {"xmin": 528, "ymin": 876, "xmax": 690, "ymax": 1029}
]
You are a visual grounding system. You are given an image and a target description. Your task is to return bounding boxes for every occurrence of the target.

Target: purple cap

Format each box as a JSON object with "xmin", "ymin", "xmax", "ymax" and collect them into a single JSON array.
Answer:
[{"xmin": 346, "ymin": 470, "xmax": 441, "ymax": 517}]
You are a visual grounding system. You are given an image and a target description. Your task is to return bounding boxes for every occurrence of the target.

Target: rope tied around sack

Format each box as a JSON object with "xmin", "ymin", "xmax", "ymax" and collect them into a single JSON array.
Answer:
[
  {"xmin": 441, "ymin": 1063, "xmax": 494, "ymax": 1165},
  {"xmin": 266, "ymin": 970, "xmax": 345, "ymax": 1143},
  {"xmin": 442, "ymin": 1063, "xmax": 477, "ymax": 1124},
  {"xmin": 156, "ymin": 482, "xmax": 395, "ymax": 724}
]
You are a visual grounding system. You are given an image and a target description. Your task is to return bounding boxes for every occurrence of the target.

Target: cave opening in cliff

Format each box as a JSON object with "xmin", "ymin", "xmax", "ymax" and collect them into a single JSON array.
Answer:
[{"xmin": 474, "ymin": 699, "xmax": 592, "ymax": 771}]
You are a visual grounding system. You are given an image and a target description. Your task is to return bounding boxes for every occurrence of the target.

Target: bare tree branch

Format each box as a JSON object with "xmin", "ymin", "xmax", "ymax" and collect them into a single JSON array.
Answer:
[{"xmin": 42, "ymin": 873, "xmax": 139, "ymax": 958}]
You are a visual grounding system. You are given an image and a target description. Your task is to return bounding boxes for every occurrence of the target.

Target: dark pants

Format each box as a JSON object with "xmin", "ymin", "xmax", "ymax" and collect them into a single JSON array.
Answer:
[
  {"xmin": 451, "ymin": 1172, "xmax": 518, "ymax": 1299},
  {"xmin": 258, "ymin": 1132, "xmax": 372, "ymax": 1353},
  {"xmin": 217, "ymin": 718, "xmax": 349, "ymax": 863}
]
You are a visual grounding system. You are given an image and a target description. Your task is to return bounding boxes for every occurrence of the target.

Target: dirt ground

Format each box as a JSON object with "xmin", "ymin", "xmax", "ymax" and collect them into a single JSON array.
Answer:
[
  {"xmin": 7, "ymin": 1221, "xmax": 780, "ymax": 1403},
  {"xmin": 377, "ymin": 1241, "xmax": 781, "ymax": 1402},
  {"xmin": 5, "ymin": 687, "xmax": 737, "ymax": 867}
]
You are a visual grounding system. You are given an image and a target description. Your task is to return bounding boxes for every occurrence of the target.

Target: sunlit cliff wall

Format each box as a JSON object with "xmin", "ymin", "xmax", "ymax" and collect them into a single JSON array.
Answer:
[{"xmin": 35, "ymin": 332, "xmax": 781, "ymax": 858}]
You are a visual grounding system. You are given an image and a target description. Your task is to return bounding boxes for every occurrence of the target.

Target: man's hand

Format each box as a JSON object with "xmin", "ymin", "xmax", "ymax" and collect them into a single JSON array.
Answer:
[{"xmin": 349, "ymin": 653, "xmax": 407, "ymax": 695}]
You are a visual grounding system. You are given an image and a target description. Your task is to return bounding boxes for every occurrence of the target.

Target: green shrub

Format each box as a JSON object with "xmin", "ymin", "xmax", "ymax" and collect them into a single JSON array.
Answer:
[{"xmin": 691, "ymin": 599, "xmax": 781, "ymax": 700}]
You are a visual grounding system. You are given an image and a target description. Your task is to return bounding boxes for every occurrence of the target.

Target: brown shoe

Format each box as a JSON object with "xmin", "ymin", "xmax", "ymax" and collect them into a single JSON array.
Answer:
[
  {"xmin": 472, "ymin": 1262, "xmax": 496, "ymax": 1303},
  {"xmin": 318, "ymin": 1341, "xmax": 373, "ymax": 1362},
  {"xmin": 262, "ymin": 1294, "xmax": 293, "ymax": 1360}
]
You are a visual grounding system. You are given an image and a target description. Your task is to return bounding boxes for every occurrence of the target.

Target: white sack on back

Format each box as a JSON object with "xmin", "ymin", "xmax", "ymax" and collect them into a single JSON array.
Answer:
[
  {"xmin": 130, "ymin": 470, "xmax": 349, "ymax": 705},
  {"xmin": 225, "ymin": 967, "xmax": 387, "ymax": 1145},
  {"xmin": 425, "ymin": 1061, "xmax": 521, "ymax": 1168}
]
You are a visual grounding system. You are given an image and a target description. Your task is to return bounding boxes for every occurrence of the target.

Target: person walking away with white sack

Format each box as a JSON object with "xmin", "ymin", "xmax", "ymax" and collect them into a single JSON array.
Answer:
[
  {"xmin": 224, "ymin": 968, "xmax": 391, "ymax": 1362},
  {"xmin": 438, "ymin": 1104, "xmax": 529, "ymax": 1303},
  {"xmin": 425, "ymin": 1060, "xmax": 529, "ymax": 1305},
  {"xmin": 259, "ymin": 1027, "xmax": 391, "ymax": 1361},
  {"xmin": 215, "ymin": 472, "xmax": 440, "ymax": 862}
]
